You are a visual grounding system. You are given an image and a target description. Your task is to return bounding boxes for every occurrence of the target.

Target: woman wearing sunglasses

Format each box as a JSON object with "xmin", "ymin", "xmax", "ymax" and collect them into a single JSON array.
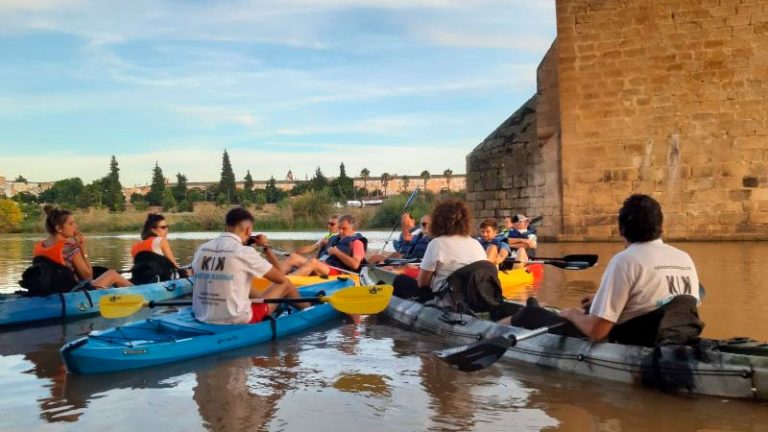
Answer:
[{"xmin": 130, "ymin": 213, "xmax": 187, "ymax": 284}]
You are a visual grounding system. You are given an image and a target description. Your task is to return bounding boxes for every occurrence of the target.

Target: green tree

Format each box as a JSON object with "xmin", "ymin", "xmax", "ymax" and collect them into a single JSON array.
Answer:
[
  {"xmin": 401, "ymin": 175, "xmax": 410, "ymax": 192},
  {"xmin": 443, "ymin": 169, "xmax": 453, "ymax": 191},
  {"xmin": 14, "ymin": 175, "xmax": 27, "ymax": 183},
  {"xmin": 290, "ymin": 181, "xmax": 313, "ymax": 196},
  {"xmin": 101, "ymin": 155, "xmax": 125, "ymax": 212},
  {"xmin": 39, "ymin": 177, "xmax": 85, "ymax": 208},
  {"xmin": 360, "ymin": 168, "xmax": 370, "ymax": 197},
  {"xmin": 147, "ymin": 162, "xmax": 166, "ymax": 206},
  {"xmin": 243, "ymin": 170, "xmax": 255, "ymax": 202},
  {"xmin": 11, "ymin": 191, "xmax": 37, "ymax": 204},
  {"xmin": 329, "ymin": 162, "xmax": 354, "ymax": 200},
  {"xmin": 311, "ymin": 167, "xmax": 327, "ymax": 192},
  {"xmin": 218, "ymin": 150, "xmax": 238, "ymax": 204},
  {"xmin": 83, "ymin": 180, "xmax": 103, "ymax": 208},
  {"xmin": 265, "ymin": 176, "xmax": 285, "ymax": 204},
  {"xmin": 162, "ymin": 188, "xmax": 177, "ymax": 212},
  {"xmin": 172, "ymin": 173, "xmax": 188, "ymax": 203},
  {"xmin": 420, "ymin": 170, "xmax": 430, "ymax": 191},
  {"xmin": 380, "ymin": 172, "xmax": 391, "ymax": 197},
  {"xmin": 130, "ymin": 192, "xmax": 149, "ymax": 211},
  {"xmin": 0, "ymin": 198, "xmax": 23, "ymax": 232}
]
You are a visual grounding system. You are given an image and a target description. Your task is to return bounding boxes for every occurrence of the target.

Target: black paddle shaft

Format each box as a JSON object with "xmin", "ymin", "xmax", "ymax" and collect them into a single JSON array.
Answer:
[{"xmin": 434, "ymin": 321, "xmax": 567, "ymax": 372}]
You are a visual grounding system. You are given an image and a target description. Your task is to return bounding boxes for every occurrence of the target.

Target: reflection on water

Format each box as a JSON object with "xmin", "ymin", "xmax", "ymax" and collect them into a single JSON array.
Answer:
[{"xmin": 1, "ymin": 234, "xmax": 767, "ymax": 431}]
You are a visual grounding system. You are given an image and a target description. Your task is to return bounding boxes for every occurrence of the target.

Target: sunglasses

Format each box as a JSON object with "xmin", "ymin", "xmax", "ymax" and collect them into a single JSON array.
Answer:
[
  {"xmin": 327, "ymin": 222, "xmax": 337, "ymax": 226},
  {"xmin": 156, "ymin": 225, "xmax": 169, "ymax": 230},
  {"xmin": 421, "ymin": 223, "xmax": 429, "ymax": 227}
]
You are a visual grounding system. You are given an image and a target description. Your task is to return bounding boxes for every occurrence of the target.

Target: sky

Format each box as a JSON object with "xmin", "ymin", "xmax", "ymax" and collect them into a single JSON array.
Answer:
[{"xmin": 0, "ymin": 0, "xmax": 556, "ymax": 186}]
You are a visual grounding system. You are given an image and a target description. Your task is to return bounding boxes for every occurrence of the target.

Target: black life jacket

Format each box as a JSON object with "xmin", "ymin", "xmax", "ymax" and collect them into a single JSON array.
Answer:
[
  {"xmin": 130, "ymin": 251, "xmax": 181, "ymax": 285},
  {"xmin": 19, "ymin": 256, "xmax": 79, "ymax": 297},
  {"xmin": 404, "ymin": 233, "xmax": 431, "ymax": 260},
  {"xmin": 324, "ymin": 233, "xmax": 368, "ymax": 272},
  {"xmin": 316, "ymin": 234, "xmax": 338, "ymax": 258}
]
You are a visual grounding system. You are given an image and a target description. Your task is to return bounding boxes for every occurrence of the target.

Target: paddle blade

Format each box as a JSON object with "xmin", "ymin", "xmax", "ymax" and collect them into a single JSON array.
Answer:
[
  {"xmin": 562, "ymin": 254, "xmax": 598, "ymax": 267},
  {"xmin": 324, "ymin": 285, "xmax": 393, "ymax": 314},
  {"xmin": 99, "ymin": 294, "xmax": 147, "ymax": 319},
  {"xmin": 546, "ymin": 260, "xmax": 590, "ymax": 270},
  {"xmin": 433, "ymin": 336, "xmax": 513, "ymax": 372}
]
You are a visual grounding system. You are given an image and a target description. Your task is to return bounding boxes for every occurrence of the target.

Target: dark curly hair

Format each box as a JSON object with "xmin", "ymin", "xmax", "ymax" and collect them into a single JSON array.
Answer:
[
  {"xmin": 43, "ymin": 205, "xmax": 72, "ymax": 235},
  {"xmin": 618, "ymin": 194, "xmax": 663, "ymax": 243},
  {"xmin": 430, "ymin": 198, "xmax": 473, "ymax": 237}
]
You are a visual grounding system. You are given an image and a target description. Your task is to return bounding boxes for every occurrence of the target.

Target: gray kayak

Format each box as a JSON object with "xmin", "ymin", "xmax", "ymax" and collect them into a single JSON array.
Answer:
[{"xmin": 361, "ymin": 266, "xmax": 768, "ymax": 401}]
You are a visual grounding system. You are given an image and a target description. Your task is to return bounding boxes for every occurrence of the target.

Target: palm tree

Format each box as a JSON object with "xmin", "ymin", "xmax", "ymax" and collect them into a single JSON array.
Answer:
[
  {"xmin": 420, "ymin": 170, "xmax": 430, "ymax": 191},
  {"xmin": 443, "ymin": 169, "xmax": 453, "ymax": 191},
  {"xmin": 360, "ymin": 168, "xmax": 370, "ymax": 197},
  {"xmin": 401, "ymin": 175, "xmax": 410, "ymax": 192},
  {"xmin": 380, "ymin": 172, "xmax": 391, "ymax": 197}
]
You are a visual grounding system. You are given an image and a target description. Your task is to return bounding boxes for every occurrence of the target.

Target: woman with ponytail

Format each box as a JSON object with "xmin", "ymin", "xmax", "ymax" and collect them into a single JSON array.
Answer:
[
  {"xmin": 33, "ymin": 206, "xmax": 132, "ymax": 289},
  {"xmin": 130, "ymin": 213, "xmax": 188, "ymax": 283}
]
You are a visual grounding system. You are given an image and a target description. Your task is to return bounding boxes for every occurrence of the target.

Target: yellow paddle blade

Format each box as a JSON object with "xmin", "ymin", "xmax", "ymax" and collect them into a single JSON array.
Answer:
[
  {"xmin": 323, "ymin": 285, "xmax": 393, "ymax": 315},
  {"xmin": 99, "ymin": 294, "xmax": 148, "ymax": 319}
]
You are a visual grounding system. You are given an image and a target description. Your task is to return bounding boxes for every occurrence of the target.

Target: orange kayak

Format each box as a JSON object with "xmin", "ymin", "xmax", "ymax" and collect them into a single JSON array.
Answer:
[{"xmin": 252, "ymin": 274, "xmax": 360, "ymax": 292}]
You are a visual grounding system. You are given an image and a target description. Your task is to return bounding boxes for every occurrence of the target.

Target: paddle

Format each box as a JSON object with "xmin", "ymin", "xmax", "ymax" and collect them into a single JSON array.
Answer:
[
  {"xmin": 520, "ymin": 254, "xmax": 599, "ymax": 267},
  {"xmin": 100, "ymin": 284, "xmax": 394, "ymax": 319},
  {"xmin": 379, "ymin": 188, "xmax": 420, "ymax": 254},
  {"xmin": 505, "ymin": 259, "xmax": 591, "ymax": 270},
  {"xmin": 433, "ymin": 322, "xmax": 566, "ymax": 372}
]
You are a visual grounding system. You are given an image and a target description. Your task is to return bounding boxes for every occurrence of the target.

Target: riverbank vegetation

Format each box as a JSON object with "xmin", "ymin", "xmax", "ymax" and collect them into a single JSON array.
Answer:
[{"xmin": 0, "ymin": 151, "xmax": 462, "ymax": 233}]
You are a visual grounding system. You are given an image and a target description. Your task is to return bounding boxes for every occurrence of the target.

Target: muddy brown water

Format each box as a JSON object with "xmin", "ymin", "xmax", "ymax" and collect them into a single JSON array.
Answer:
[{"xmin": 0, "ymin": 233, "xmax": 766, "ymax": 431}]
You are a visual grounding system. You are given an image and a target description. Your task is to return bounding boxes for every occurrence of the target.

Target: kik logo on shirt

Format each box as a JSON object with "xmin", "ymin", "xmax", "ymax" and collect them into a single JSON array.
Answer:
[
  {"xmin": 666, "ymin": 275, "xmax": 692, "ymax": 295},
  {"xmin": 196, "ymin": 255, "xmax": 234, "ymax": 281},
  {"xmin": 200, "ymin": 256, "xmax": 226, "ymax": 271}
]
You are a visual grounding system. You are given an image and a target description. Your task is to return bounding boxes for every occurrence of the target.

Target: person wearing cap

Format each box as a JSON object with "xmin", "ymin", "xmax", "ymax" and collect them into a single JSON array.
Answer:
[
  {"xmin": 505, "ymin": 214, "xmax": 537, "ymax": 258},
  {"xmin": 191, "ymin": 207, "xmax": 308, "ymax": 325}
]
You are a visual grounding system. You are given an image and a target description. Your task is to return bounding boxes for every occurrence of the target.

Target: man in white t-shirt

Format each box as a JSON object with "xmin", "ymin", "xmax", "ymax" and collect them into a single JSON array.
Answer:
[
  {"xmin": 559, "ymin": 194, "xmax": 701, "ymax": 343},
  {"xmin": 192, "ymin": 208, "xmax": 308, "ymax": 325}
]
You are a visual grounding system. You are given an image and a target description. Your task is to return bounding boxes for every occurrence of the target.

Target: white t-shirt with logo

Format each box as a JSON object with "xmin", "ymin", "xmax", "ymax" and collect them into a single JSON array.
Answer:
[
  {"xmin": 420, "ymin": 235, "xmax": 488, "ymax": 292},
  {"xmin": 590, "ymin": 239, "xmax": 700, "ymax": 325},
  {"xmin": 192, "ymin": 233, "xmax": 273, "ymax": 324}
]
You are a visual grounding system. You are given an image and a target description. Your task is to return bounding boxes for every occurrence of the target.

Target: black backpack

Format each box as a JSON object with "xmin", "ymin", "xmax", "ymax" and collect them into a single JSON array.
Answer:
[
  {"xmin": 19, "ymin": 256, "xmax": 79, "ymax": 297},
  {"xmin": 130, "ymin": 251, "xmax": 183, "ymax": 285}
]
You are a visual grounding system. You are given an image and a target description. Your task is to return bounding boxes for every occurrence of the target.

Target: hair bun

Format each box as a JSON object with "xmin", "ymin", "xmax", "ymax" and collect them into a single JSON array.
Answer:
[{"xmin": 43, "ymin": 204, "xmax": 55, "ymax": 215}]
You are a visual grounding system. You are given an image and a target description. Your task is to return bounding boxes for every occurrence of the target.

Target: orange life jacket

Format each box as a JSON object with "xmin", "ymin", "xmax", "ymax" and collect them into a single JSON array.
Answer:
[
  {"xmin": 131, "ymin": 237, "xmax": 162, "ymax": 258},
  {"xmin": 32, "ymin": 239, "xmax": 67, "ymax": 267}
]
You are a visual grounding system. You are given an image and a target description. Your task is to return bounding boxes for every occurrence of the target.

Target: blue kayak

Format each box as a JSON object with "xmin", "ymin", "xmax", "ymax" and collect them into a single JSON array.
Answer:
[
  {"xmin": 0, "ymin": 278, "xmax": 194, "ymax": 327},
  {"xmin": 60, "ymin": 278, "xmax": 354, "ymax": 374}
]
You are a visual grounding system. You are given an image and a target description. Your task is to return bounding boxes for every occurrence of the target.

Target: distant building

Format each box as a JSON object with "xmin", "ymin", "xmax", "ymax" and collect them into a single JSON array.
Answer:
[{"xmin": 0, "ymin": 175, "xmax": 53, "ymax": 197}]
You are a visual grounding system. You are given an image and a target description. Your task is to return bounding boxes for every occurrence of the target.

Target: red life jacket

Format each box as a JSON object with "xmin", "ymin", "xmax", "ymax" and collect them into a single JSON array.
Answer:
[{"xmin": 33, "ymin": 239, "xmax": 68, "ymax": 267}]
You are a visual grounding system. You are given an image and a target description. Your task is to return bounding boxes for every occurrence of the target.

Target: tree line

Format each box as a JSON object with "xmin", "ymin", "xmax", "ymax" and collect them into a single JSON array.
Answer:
[{"xmin": 4, "ymin": 150, "xmax": 458, "ymax": 215}]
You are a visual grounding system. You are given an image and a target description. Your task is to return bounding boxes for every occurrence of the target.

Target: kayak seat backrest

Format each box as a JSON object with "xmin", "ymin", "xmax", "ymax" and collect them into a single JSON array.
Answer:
[
  {"xmin": 131, "ymin": 251, "xmax": 177, "ymax": 285},
  {"xmin": 609, "ymin": 295, "xmax": 704, "ymax": 347},
  {"xmin": 19, "ymin": 256, "xmax": 78, "ymax": 297}
]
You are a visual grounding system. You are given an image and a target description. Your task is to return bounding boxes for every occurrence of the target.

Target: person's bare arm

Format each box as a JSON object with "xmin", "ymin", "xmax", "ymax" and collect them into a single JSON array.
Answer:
[
  {"xmin": 159, "ymin": 238, "xmax": 180, "ymax": 268},
  {"xmin": 559, "ymin": 308, "xmax": 614, "ymax": 340},
  {"xmin": 326, "ymin": 246, "xmax": 362, "ymax": 270},
  {"xmin": 401, "ymin": 214, "xmax": 415, "ymax": 242},
  {"xmin": 71, "ymin": 253, "xmax": 93, "ymax": 280},
  {"xmin": 417, "ymin": 269, "xmax": 434, "ymax": 288},
  {"xmin": 294, "ymin": 242, "xmax": 320, "ymax": 255}
]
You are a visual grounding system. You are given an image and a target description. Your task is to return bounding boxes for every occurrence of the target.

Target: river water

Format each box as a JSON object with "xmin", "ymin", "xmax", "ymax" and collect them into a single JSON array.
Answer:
[{"xmin": 0, "ymin": 232, "xmax": 766, "ymax": 431}]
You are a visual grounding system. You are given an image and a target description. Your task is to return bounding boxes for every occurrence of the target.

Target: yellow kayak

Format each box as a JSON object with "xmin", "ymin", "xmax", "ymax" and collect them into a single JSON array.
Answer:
[
  {"xmin": 252, "ymin": 274, "xmax": 360, "ymax": 292},
  {"xmin": 498, "ymin": 267, "xmax": 535, "ymax": 299}
]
